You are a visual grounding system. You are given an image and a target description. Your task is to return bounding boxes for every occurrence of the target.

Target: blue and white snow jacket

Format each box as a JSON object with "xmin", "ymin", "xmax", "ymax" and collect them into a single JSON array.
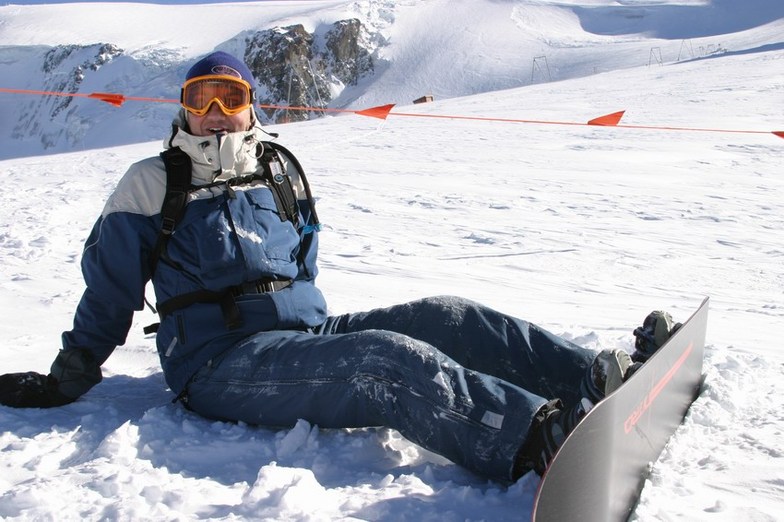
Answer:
[{"xmin": 53, "ymin": 111, "xmax": 328, "ymax": 397}]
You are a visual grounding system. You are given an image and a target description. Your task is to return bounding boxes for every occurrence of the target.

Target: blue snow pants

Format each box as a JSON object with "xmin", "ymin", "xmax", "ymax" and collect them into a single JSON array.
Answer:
[{"xmin": 186, "ymin": 295, "xmax": 596, "ymax": 482}]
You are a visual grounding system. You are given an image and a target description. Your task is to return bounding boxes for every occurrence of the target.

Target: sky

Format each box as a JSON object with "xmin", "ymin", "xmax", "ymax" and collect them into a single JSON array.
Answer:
[{"xmin": 4, "ymin": 1, "xmax": 274, "ymax": 4}]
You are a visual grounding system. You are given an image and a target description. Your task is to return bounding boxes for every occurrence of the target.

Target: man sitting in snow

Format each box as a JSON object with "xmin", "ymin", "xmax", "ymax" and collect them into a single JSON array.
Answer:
[{"xmin": 0, "ymin": 51, "xmax": 680, "ymax": 481}]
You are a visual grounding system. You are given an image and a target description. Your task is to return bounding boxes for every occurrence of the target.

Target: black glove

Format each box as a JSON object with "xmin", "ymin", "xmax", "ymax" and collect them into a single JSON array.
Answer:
[{"xmin": 0, "ymin": 371, "xmax": 74, "ymax": 408}]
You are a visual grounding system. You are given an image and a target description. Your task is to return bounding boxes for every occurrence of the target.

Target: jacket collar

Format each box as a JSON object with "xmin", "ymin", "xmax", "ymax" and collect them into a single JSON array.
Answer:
[{"xmin": 165, "ymin": 109, "xmax": 264, "ymax": 185}]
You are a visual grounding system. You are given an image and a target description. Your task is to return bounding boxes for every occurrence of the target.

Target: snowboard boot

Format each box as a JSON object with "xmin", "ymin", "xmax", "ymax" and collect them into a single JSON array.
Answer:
[
  {"xmin": 632, "ymin": 310, "xmax": 682, "ymax": 363},
  {"xmin": 515, "ymin": 349, "xmax": 633, "ymax": 476}
]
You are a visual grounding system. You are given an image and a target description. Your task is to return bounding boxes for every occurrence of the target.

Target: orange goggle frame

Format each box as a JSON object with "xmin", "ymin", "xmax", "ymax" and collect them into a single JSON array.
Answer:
[{"xmin": 180, "ymin": 74, "xmax": 254, "ymax": 116}]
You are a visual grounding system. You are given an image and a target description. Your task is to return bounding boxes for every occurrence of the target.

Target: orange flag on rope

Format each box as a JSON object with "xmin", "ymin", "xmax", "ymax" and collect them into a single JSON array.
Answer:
[
  {"xmin": 587, "ymin": 111, "xmax": 625, "ymax": 126},
  {"xmin": 355, "ymin": 104, "xmax": 395, "ymax": 120},
  {"xmin": 88, "ymin": 92, "xmax": 126, "ymax": 107}
]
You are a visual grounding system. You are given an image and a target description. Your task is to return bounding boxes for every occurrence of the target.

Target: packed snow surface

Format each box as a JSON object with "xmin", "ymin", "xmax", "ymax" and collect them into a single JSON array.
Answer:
[{"xmin": 0, "ymin": 1, "xmax": 782, "ymax": 520}]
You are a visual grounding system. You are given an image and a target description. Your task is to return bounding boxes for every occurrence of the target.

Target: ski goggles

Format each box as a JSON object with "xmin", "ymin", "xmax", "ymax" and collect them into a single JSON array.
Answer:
[{"xmin": 180, "ymin": 75, "xmax": 254, "ymax": 116}]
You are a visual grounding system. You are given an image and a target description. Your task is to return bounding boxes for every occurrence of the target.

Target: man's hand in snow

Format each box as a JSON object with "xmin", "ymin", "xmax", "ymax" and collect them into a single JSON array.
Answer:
[{"xmin": 0, "ymin": 372, "xmax": 74, "ymax": 408}]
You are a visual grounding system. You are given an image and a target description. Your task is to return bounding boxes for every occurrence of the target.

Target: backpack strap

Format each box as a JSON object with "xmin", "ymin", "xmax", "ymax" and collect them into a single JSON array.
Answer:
[
  {"xmin": 143, "ymin": 146, "xmax": 192, "ymax": 334},
  {"xmin": 148, "ymin": 146, "xmax": 192, "ymax": 277},
  {"xmin": 257, "ymin": 142, "xmax": 300, "ymax": 225},
  {"xmin": 265, "ymin": 141, "xmax": 321, "ymax": 231}
]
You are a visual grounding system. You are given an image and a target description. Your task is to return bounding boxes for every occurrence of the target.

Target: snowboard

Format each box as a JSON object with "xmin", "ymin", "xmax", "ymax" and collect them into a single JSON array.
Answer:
[{"xmin": 531, "ymin": 297, "xmax": 709, "ymax": 522}]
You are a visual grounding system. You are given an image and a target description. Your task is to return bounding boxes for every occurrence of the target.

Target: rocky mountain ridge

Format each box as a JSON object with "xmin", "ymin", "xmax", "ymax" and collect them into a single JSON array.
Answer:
[
  {"xmin": 2, "ymin": 16, "xmax": 383, "ymax": 156},
  {"xmin": 12, "ymin": 43, "xmax": 124, "ymax": 149}
]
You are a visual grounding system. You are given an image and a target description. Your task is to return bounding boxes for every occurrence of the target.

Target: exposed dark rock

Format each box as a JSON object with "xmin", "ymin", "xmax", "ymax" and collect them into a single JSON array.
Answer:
[{"xmin": 245, "ymin": 19, "xmax": 376, "ymax": 123}]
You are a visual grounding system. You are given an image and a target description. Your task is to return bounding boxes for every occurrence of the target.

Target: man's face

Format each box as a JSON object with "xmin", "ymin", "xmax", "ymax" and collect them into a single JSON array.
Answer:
[{"xmin": 186, "ymin": 103, "xmax": 253, "ymax": 137}]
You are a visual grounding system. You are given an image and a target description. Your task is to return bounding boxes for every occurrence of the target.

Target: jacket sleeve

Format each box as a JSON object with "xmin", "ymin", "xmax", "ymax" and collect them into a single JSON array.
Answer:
[{"xmin": 55, "ymin": 208, "xmax": 157, "ymax": 399}]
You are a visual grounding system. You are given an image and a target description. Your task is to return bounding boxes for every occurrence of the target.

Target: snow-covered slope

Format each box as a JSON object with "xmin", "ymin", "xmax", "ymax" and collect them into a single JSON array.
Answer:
[{"xmin": 0, "ymin": 1, "xmax": 783, "ymax": 521}]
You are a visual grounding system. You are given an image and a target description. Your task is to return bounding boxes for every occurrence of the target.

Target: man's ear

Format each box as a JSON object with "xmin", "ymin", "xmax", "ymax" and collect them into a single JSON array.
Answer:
[{"xmin": 248, "ymin": 107, "xmax": 257, "ymax": 129}]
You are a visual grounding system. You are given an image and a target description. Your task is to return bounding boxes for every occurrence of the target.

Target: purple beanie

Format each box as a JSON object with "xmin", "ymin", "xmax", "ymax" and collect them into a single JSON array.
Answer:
[{"xmin": 186, "ymin": 51, "xmax": 255, "ymax": 86}]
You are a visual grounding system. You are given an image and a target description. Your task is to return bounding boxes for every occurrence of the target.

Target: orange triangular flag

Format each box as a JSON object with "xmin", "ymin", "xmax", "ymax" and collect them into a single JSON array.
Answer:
[
  {"xmin": 773, "ymin": 131, "xmax": 784, "ymax": 139},
  {"xmin": 88, "ymin": 92, "xmax": 126, "ymax": 107},
  {"xmin": 587, "ymin": 110, "xmax": 625, "ymax": 126},
  {"xmin": 355, "ymin": 103, "xmax": 395, "ymax": 120}
]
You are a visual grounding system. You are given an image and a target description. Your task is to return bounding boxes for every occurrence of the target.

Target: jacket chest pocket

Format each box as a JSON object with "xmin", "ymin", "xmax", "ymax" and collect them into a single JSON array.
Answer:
[
  {"xmin": 167, "ymin": 198, "xmax": 244, "ymax": 279},
  {"xmin": 235, "ymin": 188, "xmax": 300, "ymax": 265}
]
